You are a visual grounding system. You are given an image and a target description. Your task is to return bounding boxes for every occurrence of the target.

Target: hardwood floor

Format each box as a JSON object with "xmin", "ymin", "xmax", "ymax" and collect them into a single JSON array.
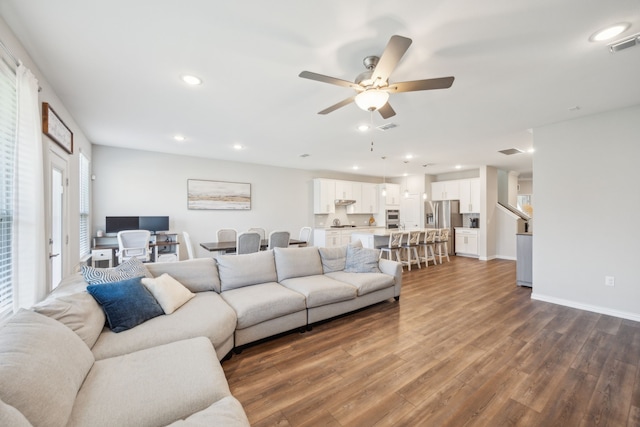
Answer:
[{"xmin": 222, "ymin": 256, "xmax": 640, "ymax": 426}]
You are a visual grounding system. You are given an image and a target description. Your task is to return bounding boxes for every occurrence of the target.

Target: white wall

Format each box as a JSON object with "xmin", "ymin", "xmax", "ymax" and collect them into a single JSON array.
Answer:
[
  {"xmin": 532, "ymin": 104, "xmax": 640, "ymax": 321},
  {"xmin": 93, "ymin": 146, "xmax": 357, "ymax": 259}
]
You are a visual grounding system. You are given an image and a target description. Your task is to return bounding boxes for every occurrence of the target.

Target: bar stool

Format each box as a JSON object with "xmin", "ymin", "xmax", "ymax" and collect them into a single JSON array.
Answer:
[
  {"xmin": 402, "ymin": 230, "xmax": 422, "ymax": 271},
  {"xmin": 434, "ymin": 228, "xmax": 451, "ymax": 263},
  {"xmin": 376, "ymin": 231, "xmax": 404, "ymax": 266},
  {"xmin": 419, "ymin": 229, "xmax": 438, "ymax": 267}
]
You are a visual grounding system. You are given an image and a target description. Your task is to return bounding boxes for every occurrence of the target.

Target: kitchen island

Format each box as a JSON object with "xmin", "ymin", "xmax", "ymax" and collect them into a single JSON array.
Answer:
[{"xmin": 352, "ymin": 229, "xmax": 409, "ymax": 249}]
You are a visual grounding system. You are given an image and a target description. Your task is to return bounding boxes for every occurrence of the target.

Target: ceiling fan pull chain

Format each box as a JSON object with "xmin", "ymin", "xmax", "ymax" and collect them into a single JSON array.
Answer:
[{"xmin": 370, "ymin": 110, "xmax": 374, "ymax": 152}]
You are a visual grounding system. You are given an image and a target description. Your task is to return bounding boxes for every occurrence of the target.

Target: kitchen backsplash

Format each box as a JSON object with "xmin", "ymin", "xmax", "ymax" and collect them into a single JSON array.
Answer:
[
  {"xmin": 462, "ymin": 213, "xmax": 480, "ymax": 228},
  {"xmin": 314, "ymin": 206, "xmax": 376, "ymax": 228}
]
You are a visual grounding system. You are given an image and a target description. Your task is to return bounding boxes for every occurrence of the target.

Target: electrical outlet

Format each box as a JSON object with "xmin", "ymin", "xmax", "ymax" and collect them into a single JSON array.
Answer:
[{"xmin": 605, "ymin": 276, "xmax": 615, "ymax": 287}]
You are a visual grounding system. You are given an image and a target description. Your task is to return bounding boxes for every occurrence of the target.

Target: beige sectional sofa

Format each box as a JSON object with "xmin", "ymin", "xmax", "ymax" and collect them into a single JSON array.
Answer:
[{"xmin": 0, "ymin": 244, "xmax": 402, "ymax": 427}]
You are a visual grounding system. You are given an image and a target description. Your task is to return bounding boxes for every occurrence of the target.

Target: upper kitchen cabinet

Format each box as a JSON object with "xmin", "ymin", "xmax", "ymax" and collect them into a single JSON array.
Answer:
[
  {"xmin": 431, "ymin": 180, "xmax": 460, "ymax": 201},
  {"xmin": 459, "ymin": 178, "xmax": 481, "ymax": 213},
  {"xmin": 335, "ymin": 180, "xmax": 355, "ymax": 200},
  {"xmin": 349, "ymin": 182, "xmax": 378, "ymax": 214},
  {"xmin": 378, "ymin": 183, "xmax": 401, "ymax": 206},
  {"xmin": 313, "ymin": 178, "xmax": 335, "ymax": 214}
]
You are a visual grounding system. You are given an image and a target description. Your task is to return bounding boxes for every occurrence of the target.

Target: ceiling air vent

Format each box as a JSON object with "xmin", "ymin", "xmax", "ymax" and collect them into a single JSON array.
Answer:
[
  {"xmin": 499, "ymin": 148, "xmax": 524, "ymax": 155},
  {"xmin": 609, "ymin": 33, "xmax": 640, "ymax": 53},
  {"xmin": 377, "ymin": 123, "xmax": 398, "ymax": 131}
]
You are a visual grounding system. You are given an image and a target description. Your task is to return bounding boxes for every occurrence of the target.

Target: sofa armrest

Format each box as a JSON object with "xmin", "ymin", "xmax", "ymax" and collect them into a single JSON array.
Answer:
[{"xmin": 378, "ymin": 258, "xmax": 402, "ymax": 298}]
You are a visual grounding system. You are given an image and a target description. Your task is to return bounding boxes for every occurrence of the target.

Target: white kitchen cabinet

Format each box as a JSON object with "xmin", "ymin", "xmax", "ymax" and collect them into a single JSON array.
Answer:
[
  {"xmin": 459, "ymin": 178, "xmax": 481, "ymax": 213},
  {"xmin": 335, "ymin": 180, "xmax": 354, "ymax": 200},
  {"xmin": 379, "ymin": 183, "xmax": 401, "ymax": 206},
  {"xmin": 455, "ymin": 228, "xmax": 478, "ymax": 256},
  {"xmin": 313, "ymin": 228, "xmax": 359, "ymax": 248},
  {"xmin": 431, "ymin": 180, "xmax": 460, "ymax": 201},
  {"xmin": 350, "ymin": 183, "xmax": 378, "ymax": 214},
  {"xmin": 313, "ymin": 178, "xmax": 335, "ymax": 214}
]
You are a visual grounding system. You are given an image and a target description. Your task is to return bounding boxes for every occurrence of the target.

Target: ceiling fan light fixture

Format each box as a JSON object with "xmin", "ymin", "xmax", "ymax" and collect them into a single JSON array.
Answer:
[{"xmin": 355, "ymin": 90, "xmax": 389, "ymax": 111}]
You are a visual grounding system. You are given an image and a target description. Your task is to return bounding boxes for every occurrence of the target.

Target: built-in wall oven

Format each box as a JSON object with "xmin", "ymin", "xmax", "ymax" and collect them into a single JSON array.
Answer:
[{"xmin": 385, "ymin": 209, "xmax": 400, "ymax": 229}]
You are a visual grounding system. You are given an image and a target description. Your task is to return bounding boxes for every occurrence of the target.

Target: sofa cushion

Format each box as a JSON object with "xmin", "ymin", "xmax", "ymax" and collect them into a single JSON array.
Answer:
[
  {"xmin": 167, "ymin": 396, "xmax": 250, "ymax": 427},
  {"xmin": 325, "ymin": 271, "xmax": 395, "ymax": 296},
  {"xmin": 87, "ymin": 276, "xmax": 164, "ymax": 332},
  {"xmin": 142, "ymin": 273, "xmax": 195, "ymax": 314},
  {"xmin": 32, "ymin": 290, "xmax": 105, "ymax": 348},
  {"xmin": 68, "ymin": 337, "xmax": 230, "ymax": 427},
  {"xmin": 273, "ymin": 246, "xmax": 323, "ymax": 281},
  {"xmin": 0, "ymin": 399, "xmax": 31, "ymax": 427},
  {"xmin": 146, "ymin": 258, "xmax": 222, "ymax": 293},
  {"xmin": 279, "ymin": 275, "xmax": 357, "ymax": 308},
  {"xmin": 221, "ymin": 282, "xmax": 306, "ymax": 329},
  {"xmin": 81, "ymin": 257, "xmax": 151, "ymax": 285},
  {"xmin": 344, "ymin": 245, "xmax": 381, "ymax": 273},
  {"xmin": 0, "ymin": 309, "xmax": 94, "ymax": 427},
  {"xmin": 91, "ymin": 292, "xmax": 237, "ymax": 360},
  {"xmin": 318, "ymin": 241, "xmax": 363, "ymax": 273},
  {"xmin": 217, "ymin": 250, "xmax": 277, "ymax": 291}
]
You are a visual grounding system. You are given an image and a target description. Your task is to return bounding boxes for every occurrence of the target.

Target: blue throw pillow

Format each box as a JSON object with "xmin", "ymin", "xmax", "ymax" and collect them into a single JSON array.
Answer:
[{"xmin": 87, "ymin": 276, "xmax": 164, "ymax": 333}]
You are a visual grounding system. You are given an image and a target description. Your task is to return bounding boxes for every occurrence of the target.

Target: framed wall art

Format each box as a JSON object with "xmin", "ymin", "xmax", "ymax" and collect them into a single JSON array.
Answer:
[
  {"xmin": 42, "ymin": 102, "xmax": 73, "ymax": 154},
  {"xmin": 187, "ymin": 179, "xmax": 251, "ymax": 210}
]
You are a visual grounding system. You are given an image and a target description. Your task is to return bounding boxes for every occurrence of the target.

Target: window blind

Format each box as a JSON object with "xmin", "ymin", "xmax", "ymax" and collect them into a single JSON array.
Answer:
[
  {"xmin": 0, "ymin": 53, "xmax": 17, "ymax": 319},
  {"xmin": 79, "ymin": 153, "xmax": 90, "ymax": 257}
]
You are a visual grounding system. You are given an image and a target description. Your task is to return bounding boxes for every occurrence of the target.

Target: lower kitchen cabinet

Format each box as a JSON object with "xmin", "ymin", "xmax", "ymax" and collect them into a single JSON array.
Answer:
[{"xmin": 455, "ymin": 228, "xmax": 478, "ymax": 257}]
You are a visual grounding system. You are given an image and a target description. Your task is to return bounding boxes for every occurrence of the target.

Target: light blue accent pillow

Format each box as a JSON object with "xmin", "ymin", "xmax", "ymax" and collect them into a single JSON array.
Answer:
[
  {"xmin": 87, "ymin": 276, "xmax": 163, "ymax": 332},
  {"xmin": 344, "ymin": 245, "xmax": 381, "ymax": 273}
]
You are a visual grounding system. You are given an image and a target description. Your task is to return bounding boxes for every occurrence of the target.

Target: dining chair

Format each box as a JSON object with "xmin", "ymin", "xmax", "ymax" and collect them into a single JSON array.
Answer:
[
  {"xmin": 247, "ymin": 227, "xmax": 266, "ymax": 240},
  {"xmin": 419, "ymin": 229, "xmax": 438, "ymax": 267},
  {"xmin": 401, "ymin": 230, "xmax": 422, "ymax": 271},
  {"xmin": 217, "ymin": 228, "xmax": 237, "ymax": 242},
  {"xmin": 236, "ymin": 231, "xmax": 262, "ymax": 255},
  {"xmin": 183, "ymin": 231, "xmax": 195, "ymax": 260},
  {"xmin": 268, "ymin": 230, "xmax": 290, "ymax": 250},
  {"xmin": 434, "ymin": 228, "xmax": 451, "ymax": 264},
  {"xmin": 376, "ymin": 231, "xmax": 404, "ymax": 266},
  {"xmin": 117, "ymin": 230, "xmax": 151, "ymax": 264},
  {"xmin": 298, "ymin": 226, "xmax": 312, "ymax": 247}
]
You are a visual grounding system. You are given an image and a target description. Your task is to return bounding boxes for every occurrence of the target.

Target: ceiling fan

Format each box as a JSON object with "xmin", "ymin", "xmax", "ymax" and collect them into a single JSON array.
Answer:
[{"xmin": 299, "ymin": 35, "xmax": 454, "ymax": 119}]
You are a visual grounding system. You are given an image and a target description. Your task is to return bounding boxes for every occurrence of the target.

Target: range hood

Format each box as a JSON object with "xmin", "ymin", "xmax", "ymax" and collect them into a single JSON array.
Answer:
[{"xmin": 334, "ymin": 199, "xmax": 356, "ymax": 206}]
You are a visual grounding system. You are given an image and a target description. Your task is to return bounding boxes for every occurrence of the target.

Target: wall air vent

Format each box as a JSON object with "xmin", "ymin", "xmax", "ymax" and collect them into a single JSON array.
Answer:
[
  {"xmin": 608, "ymin": 33, "xmax": 640, "ymax": 53},
  {"xmin": 499, "ymin": 148, "xmax": 524, "ymax": 155},
  {"xmin": 376, "ymin": 123, "xmax": 398, "ymax": 131}
]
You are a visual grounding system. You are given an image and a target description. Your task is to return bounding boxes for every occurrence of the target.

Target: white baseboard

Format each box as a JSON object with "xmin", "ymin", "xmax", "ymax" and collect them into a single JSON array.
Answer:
[{"xmin": 531, "ymin": 292, "xmax": 640, "ymax": 322}]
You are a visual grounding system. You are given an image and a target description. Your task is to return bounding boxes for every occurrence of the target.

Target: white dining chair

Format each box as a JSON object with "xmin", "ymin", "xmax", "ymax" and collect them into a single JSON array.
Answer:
[
  {"xmin": 183, "ymin": 231, "xmax": 195, "ymax": 260},
  {"xmin": 236, "ymin": 231, "xmax": 261, "ymax": 255},
  {"xmin": 298, "ymin": 226, "xmax": 312, "ymax": 247},
  {"xmin": 247, "ymin": 227, "xmax": 266, "ymax": 240},
  {"xmin": 217, "ymin": 228, "xmax": 237, "ymax": 254},
  {"xmin": 268, "ymin": 230, "xmax": 290, "ymax": 250}
]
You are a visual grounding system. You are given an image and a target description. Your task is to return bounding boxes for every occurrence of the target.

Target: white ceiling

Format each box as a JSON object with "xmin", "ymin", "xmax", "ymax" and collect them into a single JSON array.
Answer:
[{"xmin": 1, "ymin": 0, "xmax": 639, "ymax": 179}]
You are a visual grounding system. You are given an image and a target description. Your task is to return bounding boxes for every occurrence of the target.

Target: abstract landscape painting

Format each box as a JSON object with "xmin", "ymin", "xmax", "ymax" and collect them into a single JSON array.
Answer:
[{"xmin": 187, "ymin": 179, "xmax": 251, "ymax": 210}]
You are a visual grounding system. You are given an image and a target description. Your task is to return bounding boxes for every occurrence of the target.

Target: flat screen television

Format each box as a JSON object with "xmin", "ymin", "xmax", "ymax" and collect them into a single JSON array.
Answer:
[
  {"xmin": 105, "ymin": 216, "xmax": 139, "ymax": 234},
  {"xmin": 139, "ymin": 216, "xmax": 170, "ymax": 233}
]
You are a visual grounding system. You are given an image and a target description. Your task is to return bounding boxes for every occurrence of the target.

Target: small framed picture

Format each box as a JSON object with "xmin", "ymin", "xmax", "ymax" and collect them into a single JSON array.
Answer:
[{"xmin": 42, "ymin": 102, "xmax": 73, "ymax": 154}]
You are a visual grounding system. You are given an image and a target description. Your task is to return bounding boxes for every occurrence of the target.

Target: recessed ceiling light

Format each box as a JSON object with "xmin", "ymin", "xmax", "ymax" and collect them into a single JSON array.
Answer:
[
  {"xmin": 589, "ymin": 23, "xmax": 630, "ymax": 42},
  {"xmin": 528, "ymin": 148, "xmax": 535, "ymax": 153},
  {"xmin": 174, "ymin": 135, "xmax": 186, "ymax": 142},
  {"xmin": 233, "ymin": 144, "xmax": 244, "ymax": 150},
  {"xmin": 358, "ymin": 124, "xmax": 370, "ymax": 132},
  {"xmin": 181, "ymin": 74, "xmax": 203, "ymax": 85},
  {"xmin": 352, "ymin": 165, "xmax": 359, "ymax": 170},
  {"xmin": 405, "ymin": 154, "xmax": 413, "ymax": 159}
]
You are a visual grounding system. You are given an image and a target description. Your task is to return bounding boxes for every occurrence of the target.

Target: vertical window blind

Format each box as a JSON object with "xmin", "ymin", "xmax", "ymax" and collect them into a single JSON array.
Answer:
[
  {"xmin": 79, "ymin": 153, "xmax": 90, "ymax": 257},
  {"xmin": 0, "ymin": 51, "xmax": 17, "ymax": 319}
]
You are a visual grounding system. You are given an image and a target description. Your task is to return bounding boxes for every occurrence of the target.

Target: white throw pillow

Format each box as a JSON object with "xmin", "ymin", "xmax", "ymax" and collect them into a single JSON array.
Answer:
[{"xmin": 141, "ymin": 273, "xmax": 195, "ymax": 314}]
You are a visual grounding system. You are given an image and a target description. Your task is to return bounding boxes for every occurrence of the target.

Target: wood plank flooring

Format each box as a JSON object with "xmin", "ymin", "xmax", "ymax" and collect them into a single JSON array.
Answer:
[{"xmin": 222, "ymin": 256, "xmax": 640, "ymax": 426}]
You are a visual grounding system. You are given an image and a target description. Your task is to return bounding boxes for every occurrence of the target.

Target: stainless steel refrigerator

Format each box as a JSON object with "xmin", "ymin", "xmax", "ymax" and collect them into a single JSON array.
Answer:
[{"xmin": 425, "ymin": 200, "xmax": 463, "ymax": 255}]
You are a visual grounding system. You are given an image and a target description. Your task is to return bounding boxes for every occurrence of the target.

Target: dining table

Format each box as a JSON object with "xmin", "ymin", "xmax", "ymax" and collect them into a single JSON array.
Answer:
[{"xmin": 200, "ymin": 238, "xmax": 305, "ymax": 254}]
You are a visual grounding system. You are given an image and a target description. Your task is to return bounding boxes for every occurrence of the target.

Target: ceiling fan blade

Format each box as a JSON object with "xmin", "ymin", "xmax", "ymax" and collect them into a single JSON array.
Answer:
[
  {"xmin": 318, "ymin": 96, "xmax": 356, "ymax": 115},
  {"xmin": 371, "ymin": 35, "xmax": 412, "ymax": 85},
  {"xmin": 377, "ymin": 102, "xmax": 396, "ymax": 119},
  {"xmin": 299, "ymin": 71, "xmax": 360, "ymax": 90},
  {"xmin": 386, "ymin": 76, "xmax": 455, "ymax": 93}
]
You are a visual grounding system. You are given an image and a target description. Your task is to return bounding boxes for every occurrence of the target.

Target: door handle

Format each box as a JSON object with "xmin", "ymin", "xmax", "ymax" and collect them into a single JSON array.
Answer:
[{"xmin": 49, "ymin": 253, "xmax": 60, "ymax": 259}]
